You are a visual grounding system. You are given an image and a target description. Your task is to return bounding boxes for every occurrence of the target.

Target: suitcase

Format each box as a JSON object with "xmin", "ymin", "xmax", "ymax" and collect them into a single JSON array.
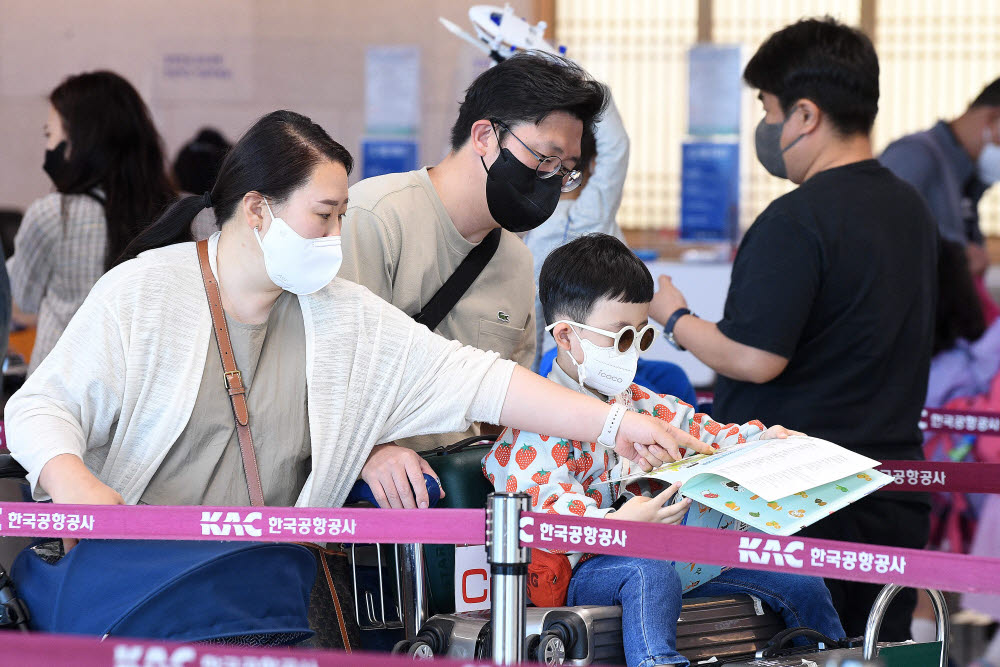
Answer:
[
  {"xmin": 384, "ymin": 438, "xmax": 788, "ymax": 664},
  {"xmin": 397, "ymin": 605, "xmax": 625, "ymax": 665},
  {"xmin": 720, "ymin": 642, "xmax": 930, "ymax": 666},
  {"xmin": 720, "ymin": 626, "xmax": 945, "ymax": 667},
  {"xmin": 399, "ymin": 595, "xmax": 786, "ymax": 665},
  {"xmin": 677, "ymin": 595, "xmax": 785, "ymax": 662}
]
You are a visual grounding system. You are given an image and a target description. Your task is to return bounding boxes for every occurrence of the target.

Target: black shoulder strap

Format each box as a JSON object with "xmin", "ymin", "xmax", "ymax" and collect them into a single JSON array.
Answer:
[{"xmin": 413, "ymin": 227, "xmax": 502, "ymax": 331}]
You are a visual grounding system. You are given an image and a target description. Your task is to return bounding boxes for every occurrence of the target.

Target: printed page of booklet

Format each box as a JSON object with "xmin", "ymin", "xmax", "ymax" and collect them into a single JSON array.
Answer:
[{"xmin": 615, "ymin": 435, "xmax": 881, "ymax": 502}]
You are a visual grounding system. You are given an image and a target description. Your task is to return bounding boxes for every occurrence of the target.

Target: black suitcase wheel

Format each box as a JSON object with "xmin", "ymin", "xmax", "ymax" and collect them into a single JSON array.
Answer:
[
  {"xmin": 407, "ymin": 640, "xmax": 434, "ymax": 659},
  {"xmin": 536, "ymin": 631, "xmax": 567, "ymax": 666},
  {"xmin": 475, "ymin": 622, "xmax": 492, "ymax": 660},
  {"xmin": 393, "ymin": 639, "xmax": 435, "ymax": 659},
  {"xmin": 526, "ymin": 634, "xmax": 540, "ymax": 656}
]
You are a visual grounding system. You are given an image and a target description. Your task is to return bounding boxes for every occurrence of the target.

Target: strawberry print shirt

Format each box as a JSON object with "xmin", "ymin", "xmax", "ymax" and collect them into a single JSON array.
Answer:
[{"xmin": 482, "ymin": 360, "xmax": 768, "ymax": 568}]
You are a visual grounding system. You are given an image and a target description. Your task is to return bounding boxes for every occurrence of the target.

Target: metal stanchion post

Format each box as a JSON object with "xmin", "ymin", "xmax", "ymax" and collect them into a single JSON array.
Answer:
[
  {"xmin": 398, "ymin": 543, "xmax": 429, "ymax": 639},
  {"xmin": 863, "ymin": 585, "xmax": 950, "ymax": 666},
  {"xmin": 487, "ymin": 492, "xmax": 530, "ymax": 665}
]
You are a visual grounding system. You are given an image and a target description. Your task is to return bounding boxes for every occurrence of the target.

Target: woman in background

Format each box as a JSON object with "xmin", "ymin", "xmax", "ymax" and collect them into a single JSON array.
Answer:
[
  {"xmin": 172, "ymin": 127, "xmax": 231, "ymax": 241},
  {"xmin": 8, "ymin": 70, "xmax": 175, "ymax": 373}
]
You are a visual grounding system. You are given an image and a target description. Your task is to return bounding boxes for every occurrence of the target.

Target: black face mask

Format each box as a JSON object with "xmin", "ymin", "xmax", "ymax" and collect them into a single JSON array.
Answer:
[
  {"xmin": 43, "ymin": 141, "xmax": 70, "ymax": 188},
  {"xmin": 481, "ymin": 147, "xmax": 562, "ymax": 234}
]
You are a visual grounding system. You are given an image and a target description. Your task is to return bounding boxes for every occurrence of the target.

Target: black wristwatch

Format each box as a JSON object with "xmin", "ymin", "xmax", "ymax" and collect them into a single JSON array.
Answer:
[{"xmin": 664, "ymin": 308, "xmax": 693, "ymax": 351}]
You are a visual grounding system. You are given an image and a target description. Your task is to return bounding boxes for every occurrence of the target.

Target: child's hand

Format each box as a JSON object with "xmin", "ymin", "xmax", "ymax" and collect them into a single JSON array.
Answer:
[
  {"xmin": 760, "ymin": 425, "xmax": 805, "ymax": 440},
  {"xmin": 607, "ymin": 483, "xmax": 692, "ymax": 524},
  {"xmin": 657, "ymin": 494, "xmax": 693, "ymax": 525}
]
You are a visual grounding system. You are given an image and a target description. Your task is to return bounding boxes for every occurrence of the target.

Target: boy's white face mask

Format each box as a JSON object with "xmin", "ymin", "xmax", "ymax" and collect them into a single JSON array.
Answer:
[
  {"xmin": 256, "ymin": 198, "xmax": 343, "ymax": 295},
  {"xmin": 565, "ymin": 326, "xmax": 638, "ymax": 397}
]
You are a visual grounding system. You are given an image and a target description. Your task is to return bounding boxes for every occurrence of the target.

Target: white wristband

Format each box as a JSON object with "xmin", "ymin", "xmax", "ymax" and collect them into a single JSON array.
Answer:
[{"xmin": 596, "ymin": 404, "xmax": 628, "ymax": 449}]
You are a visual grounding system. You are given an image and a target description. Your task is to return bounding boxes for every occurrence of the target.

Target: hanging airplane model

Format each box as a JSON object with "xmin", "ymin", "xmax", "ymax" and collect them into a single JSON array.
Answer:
[{"xmin": 439, "ymin": 3, "xmax": 567, "ymax": 63}]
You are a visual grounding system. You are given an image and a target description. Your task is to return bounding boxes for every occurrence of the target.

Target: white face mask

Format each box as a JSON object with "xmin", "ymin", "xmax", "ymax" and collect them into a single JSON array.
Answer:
[
  {"xmin": 565, "ymin": 326, "xmax": 639, "ymax": 397},
  {"xmin": 255, "ymin": 198, "xmax": 343, "ymax": 295},
  {"xmin": 978, "ymin": 128, "xmax": 1000, "ymax": 185}
]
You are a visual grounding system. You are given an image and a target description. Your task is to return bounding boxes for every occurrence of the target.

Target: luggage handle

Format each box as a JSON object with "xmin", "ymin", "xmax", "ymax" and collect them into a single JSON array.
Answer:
[
  {"xmin": 421, "ymin": 435, "xmax": 499, "ymax": 458},
  {"xmin": 864, "ymin": 584, "xmax": 949, "ymax": 667},
  {"xmin": 756, "ymin": 627, "xmax": 841, "ymax": 658},
  {"xmin": 0, "ymin": 453, "xmax": 27, "ymax": 479},
  {"xmin": 346, "ymin": 474, "xmax": 441, "ymax": 508}
]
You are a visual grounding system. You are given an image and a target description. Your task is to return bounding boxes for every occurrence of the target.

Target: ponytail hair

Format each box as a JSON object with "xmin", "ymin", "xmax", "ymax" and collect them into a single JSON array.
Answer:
[{"xmin": 117, "ymin": 110, "xmax": 353, "ymax": 265}]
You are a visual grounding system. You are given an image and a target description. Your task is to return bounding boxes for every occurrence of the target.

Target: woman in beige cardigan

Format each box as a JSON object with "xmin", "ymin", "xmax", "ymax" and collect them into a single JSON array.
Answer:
[{"xmin": 5, "ymin": 110, "xmax": 708, "ymax": 518}]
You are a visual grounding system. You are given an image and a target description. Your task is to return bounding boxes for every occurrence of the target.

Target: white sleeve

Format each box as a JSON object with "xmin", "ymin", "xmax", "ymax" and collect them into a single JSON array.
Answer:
[
  {"xmin": 377, "ymin": 309, "xmax": 517, "ymax": 443},
  {"xmin": 4, "ymin": 277, "xmax": 128, "ymax": 498}
]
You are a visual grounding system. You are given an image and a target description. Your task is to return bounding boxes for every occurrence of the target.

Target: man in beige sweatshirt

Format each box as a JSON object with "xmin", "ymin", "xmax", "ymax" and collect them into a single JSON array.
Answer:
[{"xmin": 339, "ymin": 53, "xmax": 610, "ymax": 507}]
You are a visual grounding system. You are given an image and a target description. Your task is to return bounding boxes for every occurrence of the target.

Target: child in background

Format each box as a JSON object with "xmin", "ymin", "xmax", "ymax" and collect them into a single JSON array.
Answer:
[{"xmin": 484, "ymin": 234, "xmax": 844, "ymax": 667}]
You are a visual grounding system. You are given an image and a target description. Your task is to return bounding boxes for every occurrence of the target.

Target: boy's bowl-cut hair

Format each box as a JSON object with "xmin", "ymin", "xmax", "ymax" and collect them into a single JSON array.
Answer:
[{"xmin": 539, "ymin": 233, "xmax": 654, "ymax": 328}]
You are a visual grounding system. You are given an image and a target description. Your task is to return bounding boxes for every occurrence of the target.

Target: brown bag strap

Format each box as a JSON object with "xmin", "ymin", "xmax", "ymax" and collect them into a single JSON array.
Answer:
[{"xmin": 196, "ymin": 239, "xmax": 265, "ymax": 506}]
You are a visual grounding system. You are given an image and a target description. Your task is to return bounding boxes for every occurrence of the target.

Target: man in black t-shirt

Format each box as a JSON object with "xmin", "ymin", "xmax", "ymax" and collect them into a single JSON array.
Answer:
[{"xmin": 651, "ymin": 18, "xmax": 937, "ymax": 640}]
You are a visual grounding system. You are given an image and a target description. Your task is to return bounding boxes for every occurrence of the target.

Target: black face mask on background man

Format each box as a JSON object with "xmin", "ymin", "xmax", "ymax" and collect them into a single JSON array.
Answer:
[
  {"xmin": 43, "ymin": 141, "xmax": 71, "ymax": 189},
  {"xmin": 481, "ymin": 143, "xmax": 562, "ymax": 234}
]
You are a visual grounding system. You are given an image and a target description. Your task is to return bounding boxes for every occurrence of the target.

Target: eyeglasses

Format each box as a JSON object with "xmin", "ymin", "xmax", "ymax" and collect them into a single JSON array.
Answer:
[
  {"xmin": 545, "ymin": 320, "xmax": 658, "ymax": 354},
  {"xmin": 493, "ymin": 120, "xmax": 584, "ymax": 192}
]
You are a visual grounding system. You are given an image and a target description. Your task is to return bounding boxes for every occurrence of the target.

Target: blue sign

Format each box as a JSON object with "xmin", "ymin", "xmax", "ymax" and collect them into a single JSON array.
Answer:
[
  {"xmin": 680, "ymin": 141, "xmax": 740, "ymax": 243},
  {"xmin": 361, "ymin": 139, "xmax": 419, "ymax": 179}
]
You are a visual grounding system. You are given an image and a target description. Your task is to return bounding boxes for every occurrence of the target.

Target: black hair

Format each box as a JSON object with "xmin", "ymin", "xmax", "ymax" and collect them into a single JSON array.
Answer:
[
  {"xmin": 449, "ymin": 52, "xmax": 610, "ymax": 152},
  {"xmin": 49, "ymin": 70, "xmax": 176, "ymax": 271},
  {"xmin": 539, "ymin": 233, "xmax": 653, "ymax": 327},
  {"xmin": 118, "ymin": 110, "xmax": 353, "ymax": 265},
  {"xmin": 743, "ymin": 17, "xmax": 879, "ymax": 136},
  {"xmin": 934, "ymin": 238, "xmax": 986, "ymax": 355},
  {"xmin": 172, "ymin": 128, "xmax": 231, "ymax": 195},
  {"xmin": 971, "ymin": 78, "xmax": 1000, "ymax": 108}
]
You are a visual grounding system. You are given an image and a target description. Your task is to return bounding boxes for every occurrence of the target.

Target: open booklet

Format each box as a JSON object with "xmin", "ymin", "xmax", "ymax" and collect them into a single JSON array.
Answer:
[{"xmin": 615, "ymin": 435, "xmax": 893, "ymax": 536}]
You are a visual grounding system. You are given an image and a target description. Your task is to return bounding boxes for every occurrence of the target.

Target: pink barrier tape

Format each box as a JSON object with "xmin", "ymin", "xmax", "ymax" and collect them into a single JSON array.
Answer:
[
  {"xmin": 878, "ymin": 460, "xmax": 1000, "ymax": 493},
  {"xmin": 0, "ymin": 501, "xmax": 485, "ymax": 545},
  {"xmin": 920, "ymin": 407, "xmax": 1000, "ymax": 434},
  {"xmin": 678, "ymin": 403, "xmax": 1000, "ymax": 436},
  {"xmin": 520, "ymin": 511, "xmax": 1000, "ymax": 596},
  {"xmin": 2, "ymin": 631, "xmax": 487, "ymax": 666}
]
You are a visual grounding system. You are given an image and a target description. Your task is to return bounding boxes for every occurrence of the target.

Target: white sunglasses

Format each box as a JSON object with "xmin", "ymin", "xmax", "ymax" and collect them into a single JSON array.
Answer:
[{"xmin": 545, "ymin": 320, "xmax": 659, "ymax": 354}]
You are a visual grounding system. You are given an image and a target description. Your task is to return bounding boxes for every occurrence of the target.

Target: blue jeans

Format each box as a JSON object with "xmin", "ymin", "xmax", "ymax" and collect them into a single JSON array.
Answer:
[{"xmin": 566, "ymin": 556, "xmax": 845, "ymax": 667}]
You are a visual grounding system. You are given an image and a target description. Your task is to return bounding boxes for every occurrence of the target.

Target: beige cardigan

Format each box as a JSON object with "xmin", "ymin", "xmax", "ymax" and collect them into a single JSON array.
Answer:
[{"xmin": 5, "ymin": 236, "xmax": 516, "ymax": 507}]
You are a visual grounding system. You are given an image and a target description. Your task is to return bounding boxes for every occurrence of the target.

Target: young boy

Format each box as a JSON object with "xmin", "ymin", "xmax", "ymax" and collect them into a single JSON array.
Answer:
[{"xmin": 484, "ymin": 234, "xmax": 844, "ymax": 667}]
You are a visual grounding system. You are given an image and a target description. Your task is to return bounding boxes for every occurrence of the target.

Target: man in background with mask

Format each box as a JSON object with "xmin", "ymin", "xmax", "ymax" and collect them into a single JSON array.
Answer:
[
  {"xmin": 339, "ymin": 52, "xmax": 609, "ymax": 508},
  {"xmin": 650, "ymin": 18, "xmax": 937, "ymax": 640},
  {"xmin": 881, "ymin": 78, "xmax": 1000, "ymax": 312}
]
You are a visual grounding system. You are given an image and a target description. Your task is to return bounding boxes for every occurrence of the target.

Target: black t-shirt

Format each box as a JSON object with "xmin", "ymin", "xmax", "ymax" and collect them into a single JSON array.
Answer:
[{"xmin": 713, "ymin": 160, "xmax": 938, "ymax": 462}]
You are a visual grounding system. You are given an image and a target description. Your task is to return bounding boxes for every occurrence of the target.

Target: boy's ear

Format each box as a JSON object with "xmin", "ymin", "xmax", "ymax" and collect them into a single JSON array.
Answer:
[{"xmin": 550, "ymin": 322, "xmax": 574, "ymax": 351}]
